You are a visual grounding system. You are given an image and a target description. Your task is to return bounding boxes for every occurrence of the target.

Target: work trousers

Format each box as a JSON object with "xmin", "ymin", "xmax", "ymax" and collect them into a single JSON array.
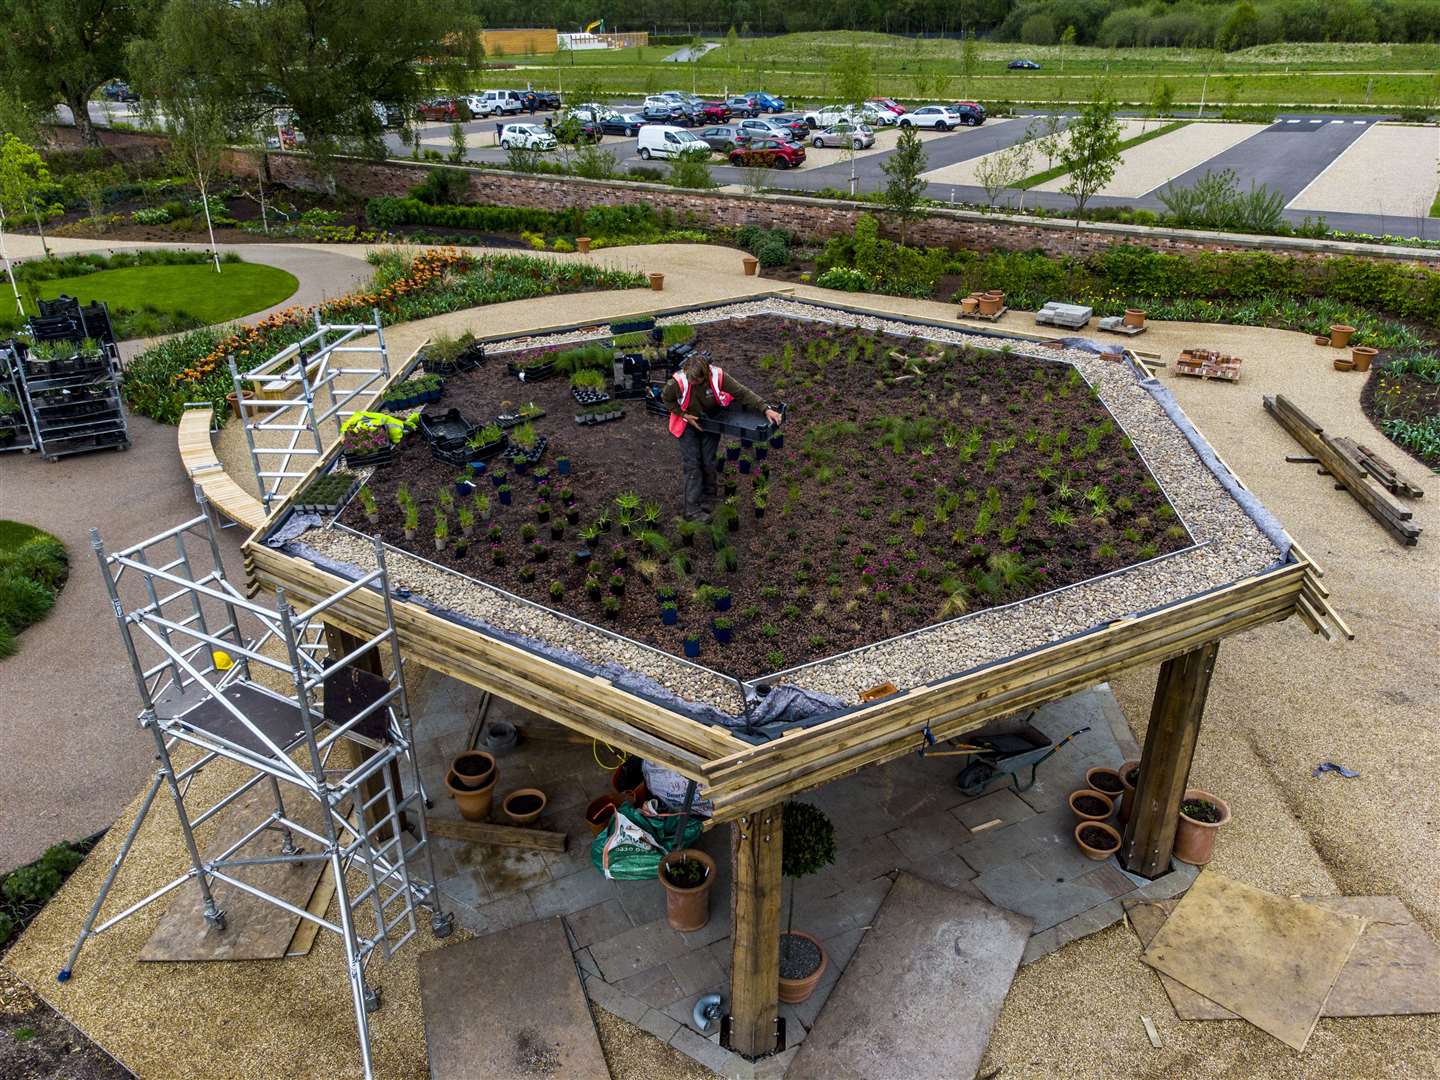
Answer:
[{"xmin": 678, "ymin": 426, "xmax": 720, "ymax": 517}]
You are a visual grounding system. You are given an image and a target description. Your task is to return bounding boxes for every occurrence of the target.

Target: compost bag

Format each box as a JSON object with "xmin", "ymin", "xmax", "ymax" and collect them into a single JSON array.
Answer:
[{"xmin": 590, "ymin": 800, "xmax": 703, "ymax": 880}]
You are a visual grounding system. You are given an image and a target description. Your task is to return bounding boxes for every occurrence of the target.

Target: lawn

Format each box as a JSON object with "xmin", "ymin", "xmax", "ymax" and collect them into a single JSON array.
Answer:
[
  {"xmin": 23, "ymin": 262, "xmax": 298, "ymax": 328},
  {"xmin": 0, "ymin": 521, "xmax": 68, "ymax": 659},
  {"xmin": 486, "ymin": 33, "xmax": 1440, "ymax": 110}
]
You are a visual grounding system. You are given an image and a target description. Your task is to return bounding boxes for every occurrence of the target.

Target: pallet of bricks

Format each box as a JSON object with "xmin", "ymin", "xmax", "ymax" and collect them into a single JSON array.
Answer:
[{"xmin": 1174, "ymin": 348, "xmax": 1241, "ymax": 382}]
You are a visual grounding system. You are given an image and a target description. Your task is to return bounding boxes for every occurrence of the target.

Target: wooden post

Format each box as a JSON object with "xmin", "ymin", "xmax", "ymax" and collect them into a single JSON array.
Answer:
[
  {"xmin": 726, "ymin": 803, "xmax": 783, "ymax": 1058},
  {"xmin": 323, "ymin": 623, "xmax": 409, "ymax": 838},
  {"xmin": 1121, "ymin": 641, "xmax": 1219, "ymax": 878}
]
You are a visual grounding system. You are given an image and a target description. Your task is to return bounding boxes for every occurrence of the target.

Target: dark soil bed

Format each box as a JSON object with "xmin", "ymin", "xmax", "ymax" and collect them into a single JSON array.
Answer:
[
  {"xmin": 779, "ymin": 933, "xmax": 822, "ymax": 980},
  {"xmin": 339, "ymin": 315, "xmax": 1188, "ymax": 679},
  {"xmin": 1360, "ymin": 355, "xmax": 1440, "ymax": 471}
]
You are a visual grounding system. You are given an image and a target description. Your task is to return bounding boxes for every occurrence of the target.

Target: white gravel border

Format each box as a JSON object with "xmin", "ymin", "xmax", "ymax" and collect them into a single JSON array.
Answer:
[{"xmin": 290, "ymin": 299, "xmax": 1285, "ymax": 721}]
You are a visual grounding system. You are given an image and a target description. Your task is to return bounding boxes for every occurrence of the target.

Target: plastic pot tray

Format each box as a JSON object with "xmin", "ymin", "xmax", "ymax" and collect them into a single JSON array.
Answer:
[{"xmin": 418, "ymin": 407, "xmax": 475, "ymax": 447}]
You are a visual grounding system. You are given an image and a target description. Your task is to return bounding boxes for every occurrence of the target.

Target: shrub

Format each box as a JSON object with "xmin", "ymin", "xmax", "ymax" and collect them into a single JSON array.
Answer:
[
  {"xmin": 130, "ymin": 207, "xmax": 172, "ymax": 225},
  {"xmin": 408, "ymin": 166, "xmax": 471, "ymax": 205},
  {"xmin": 816, "ymin": 267, "xmax": 871, "ymax": 292}
]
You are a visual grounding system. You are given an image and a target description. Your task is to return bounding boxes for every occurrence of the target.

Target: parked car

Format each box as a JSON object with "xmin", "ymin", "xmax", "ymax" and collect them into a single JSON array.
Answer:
[
  {"xmin": 811, "ymin": 122, "xmax": 875, "ymax": 150},
  {"xmin": 899, "ymin": 105, "xmax": 966, "ymax": 130},
  {"xmin": 500, "ymin": 123, "xmax": 557, "ymax": 150},
  {"xmin": 476, "ymin": 89, "xmax": 523, "ymax": 115},
  {"xmin": 100, "ymin": 81, "xmax": 139, "ymax": 103},
  {"xmin": 521, "ymin": 89, "xmax": 562, "ymax": 110},
  {"xmin": 868, "ymin": 97, "xmax": 906, "ymax": 116},
  {"xmin": 636, "ymin": 125, "xmax": 710, "ymax": 160},
  {"xmin": 554, "ymin": 115, "xmax": 604, "ymax": 143},
  {"xmin": 726, "ymin": 95, "xmax": 759, "ymax": 117},
  {"xmin": 1008, "ymin": 59, "xmax": 1042, "ymax": 70},
  {"xmin": 418, "ymin": 98, "xmax": 465, "ymax": 122},
  {"xmin": 572, "ymin": 105, "xmax": 645, "ymax": 135},
  {"xmin": 698, "ymin": 100, "xmax": 732, "ymax": 122},
  {"xmin": 767, "ymin": 115, "xmax": 810, "ymax": 140},
  {"xmin": 856, "ymin": 102, "xmax": 899, "ymax": 126},
  {"xmin": 741, "ymin": 91, "xmax": 786, "ymax": 113},
  {"xmin": 735, "ymin": 117, "xmax": 801, "ymax": 144},
  {"xmin": 729, "ymin": 137, "xmax": 806, "ymax": 169},
  {"xmin": 695, "ymin": 125, "xmax": 750, "ymax": 152},
  {"xmin": 947, "ymin": 101, "xmax": 988, "ymax": 125},
  {"xmin": 802, "ymin": 105, "xmax": 857, "ymax": 129},
  {"xmin": 643, "ymin": 97, "xmax": 692, "ymax": 125}
]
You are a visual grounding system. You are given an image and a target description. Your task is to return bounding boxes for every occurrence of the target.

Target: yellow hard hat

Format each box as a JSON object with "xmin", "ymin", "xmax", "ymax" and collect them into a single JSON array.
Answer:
[{"xmin": 212, "ymin": 650, "xmax": 234, "ymax": 671}]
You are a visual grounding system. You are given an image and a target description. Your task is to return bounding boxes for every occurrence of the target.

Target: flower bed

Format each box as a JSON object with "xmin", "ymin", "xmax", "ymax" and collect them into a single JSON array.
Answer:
[
  {"xmin": 1362, "ymin": 349, "xmax": 1440, "ymax": 470},
  {"xmin": 121, "ymin": 248, "xmax": 648, "ymax": 425},
  {"xmin": 334, "ymin": 315, "xmax": 1190, "ymax": 679}
]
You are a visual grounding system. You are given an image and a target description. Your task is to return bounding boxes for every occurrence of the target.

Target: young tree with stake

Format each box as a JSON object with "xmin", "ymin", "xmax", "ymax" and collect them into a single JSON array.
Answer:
[
  {"xmin": 0, "ymin": 135, "xmax": 62, "ymax": 260},
  {"xmin": 1058, "ymin": 95, "xmax": 1122, "ymax": 232},
  {"xmin": 882, "ymin": 123, "xmax": 929, "ymax": 245}
]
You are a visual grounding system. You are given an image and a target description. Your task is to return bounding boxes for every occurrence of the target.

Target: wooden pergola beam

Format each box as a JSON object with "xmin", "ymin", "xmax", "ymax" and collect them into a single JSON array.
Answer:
[
  {"xmin": 725, "ymin": 804, "xmax": 783, "ymax": 1059},
  {"xmin": 1121, "ymin": 641, "xmax": 1220, "ymax": 878}
]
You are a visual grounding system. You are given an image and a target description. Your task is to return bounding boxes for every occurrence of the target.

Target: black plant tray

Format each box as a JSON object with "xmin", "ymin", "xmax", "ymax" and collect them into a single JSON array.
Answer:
[
  {"xmin": 575, "ymin": 408, "xmax": 626, "ymax": 426},
  {"xmin": 464, "ymin": 433, "xmax": 510, "ymax": 463},
  {"xmin": 507, "ymin": 435, "xmax": 549, "ymax": 466},
  {"xmin": 418, "ymin": 407, "xmax": 475, "ymax": 447},
  {"xmin": 572, "ymin": 388, "xmax": 612, "ymax": 406},
  {"xmin": 344, "ymin": 447, "xmax": 396, "ymax": 468},
  {"xmin": 699, "ymin": 402, "xmax": 787, "ymax": 441},
  {"xmin": 610, "ymin": 317, "xmax": 655, "ymax": 337},
  {"xmin": 430, "ymin": 442, "xmax": 473, "ymax": 467},
  {"xmin": 507, "ymin": 360, "xmax": 557, "ymax": 383},
  {"xmin": 297, "ymin": 475, "xmax": 362, "ymax": 514}
]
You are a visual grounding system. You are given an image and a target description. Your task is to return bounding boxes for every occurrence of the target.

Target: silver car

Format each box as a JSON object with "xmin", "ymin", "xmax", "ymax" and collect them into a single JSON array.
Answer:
[
  {"xmin": 695, "ymin": 125, "xmax": 747, "ymax": 152},
  {"xmin": 811, "ymin": 122, "xmax": 875, "ymax": 150}
]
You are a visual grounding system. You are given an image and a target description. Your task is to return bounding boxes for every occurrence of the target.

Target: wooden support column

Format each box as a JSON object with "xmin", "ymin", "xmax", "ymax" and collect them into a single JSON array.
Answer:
[
  {"xmin": 726, "ymin": 803, "xmax": 783, "ymax": 1058},
  {"xmin": 322, "ymin": 623, "xmax": 409, "ymax": 838},
  {"xmin": 1121, "ymin": 641, "xmax": 1220, "ymax": 878}
]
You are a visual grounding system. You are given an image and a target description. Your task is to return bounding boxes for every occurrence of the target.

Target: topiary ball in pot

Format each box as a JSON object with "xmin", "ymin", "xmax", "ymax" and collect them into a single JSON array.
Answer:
[{"xmin": 779, "ymin": 800, "xmax": 837, "ymax": 1003}]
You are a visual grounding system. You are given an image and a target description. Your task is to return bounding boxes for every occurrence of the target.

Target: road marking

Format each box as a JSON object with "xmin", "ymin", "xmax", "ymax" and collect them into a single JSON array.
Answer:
[
  {"xmin": 1352, "ymin": 119, "xmax": 1367, "ymax": 124},
  {"xmin": 1286, "ymin": 119, "xmax": 1301, "ymax": 124},
  {"xmin": 1310, "ymin": 119, "xmax": 1324, "ymax": 124}
]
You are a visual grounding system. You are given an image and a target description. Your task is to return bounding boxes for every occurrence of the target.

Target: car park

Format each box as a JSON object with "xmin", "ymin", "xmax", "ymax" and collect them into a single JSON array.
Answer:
[
  {"xmin": 418, "ymin": 98, "xmax": 465, "ymax": 122},
  {"xmin": 728, "ymin": 137, "xmax": 805, "ymax": 169},
  {"xmin": 476, "ymin": 89, "xmax": 523, "ymax": 115},
  {"xmin": 802, "ymin": 104, "xmax": 857, "ymax": 129},
  {"xmin": 636, "ymin": 125, "xmax": 710, "ymax": 160},
  {"xmin": 810, "ymin": 122, "xmax": 875, "ymax": 150},
  {"xmin": 856, "ymin": 102, "xmax": 899, "ymax": 126},
  {"xmin": 868, "ymin": 97, "xmax": 906, "ymax": 116},
  {"xmin": 947, "ymin": 101, "xmax": 987, "ymax": 125},
  {"xmin": 1008, "ymin": 59, "xmax": 1041, "ymax": 70},
  {"xmin": 735, "ymin": 117, "xmax": 801, "ymax": 144},
  {"xmin": 500, "ymin": 123, "xmax": 557, "ymax": 150},
  {"xmin": 741, "ymin": 91, "xmax": 786, "ymax": 113},
  {"xmin": 726, "ymin": 95, "xmax": 759, "ymax": 117},
  {"xmin": 899, "ymin": 105, "xmax": 966, "ymax": 130},
  {"xmin": 695, "ymin": 125, "xmax": 750, "ymax": 152},
  {"xmin": 100, "ymin": 81, "xmax": 139, "ymax": 103}
]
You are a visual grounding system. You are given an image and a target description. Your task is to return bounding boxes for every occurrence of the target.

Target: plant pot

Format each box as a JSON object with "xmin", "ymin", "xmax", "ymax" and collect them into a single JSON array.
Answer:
[
  {"xmin": 1123, "ymin": 308, "xmax": 1146, "ymax": 328},
  {"xmin": 978, "ymin": 296, "xmax": 1001, "ymax": 317},
  {"xmin": 450, "ymin": 750, "xmax": 496, "ymax": 789},
  {"xmin": 778, "ymin": 931, "xmax": 828, "ymax": 1004},
  {"xmin": 502, "ymin": 788, "xmax": 548, "ymax": 826},
  {"xmin": 1068, "ymin": 789, "xmax": 1114, "ymax": 823},
  {"xmin": 661, "ymin": 608, "xmax": 678, "ymax": 625},
  {"xmin": 1314, "ymin": 334, "xmax": 1332, "ymax": 346},
  {"xmin": 1117, "ymin": 759, "xmax": 1141, "ymax": 826},
  {"xmin": 683, "ymin": 638, "xmax": 701, "ymax": 658},
  {"xmin": 959, "ymin": 297, "xmax": 979, "ymax": 315},
  {"xmin": 612, "ymin": 758, "xmax": 648, "ymax": 805},
  {"xmin": 1084, "ymin": 766, "xmax": 1125, "ymax": 801},
  {"xmin": 712, "ymin": 625, "xmax": 733, "ymax": 645},
  {"xmin": 742, "ymin": 255, "xmax": 759, "ymax": 277},
  {"xmin": 1329, "ymin": 324, "xmax": 1356, "ymax": 349},
  {"xmin": 446, "ymin": 751, "xmax": 498, "ymax": 821},
  {"xmin": 1174, "ymin": 789, "xmax": 1231, "ymax": 866},
  {"xmin": 1333, "ymin": 358, "xmax": 1354, "ymax": 372},
  {"xmin": 577, "ymin": 237, "xmax": 592, "ymax": 254},
  {"xmin": 586, "ymin": 794, "xmax": 619, "ymax": 835},
  {"xmin": 649, "ymin": 272, "xmax": 665, "ymax": 291},
  {"xmin": 1351, "ymin": 346, "xmax": 1377, "ymax": 372},
  {"xmin": 1074, "ymin": 820, "xmax": 1121, "ymax": 861},
  {"xmin": 659, "ymin": 849, "xmax": 717, "ymax": 931}
]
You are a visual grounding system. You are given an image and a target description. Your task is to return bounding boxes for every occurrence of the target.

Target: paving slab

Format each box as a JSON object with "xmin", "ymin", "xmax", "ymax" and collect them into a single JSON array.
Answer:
[
  {"xmin": 787, "ymin": 872, "xmax": 1032, "ymax": 1080},
  {"xmin": 419, "ymin": 916, "xmax": 606, "ymax": 1080}
]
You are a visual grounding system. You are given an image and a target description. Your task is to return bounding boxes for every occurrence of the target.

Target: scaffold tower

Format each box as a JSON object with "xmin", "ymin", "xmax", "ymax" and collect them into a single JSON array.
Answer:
[{"xmin": 61, "ymin": 488, "xmax": 451, "ymax": 1079}]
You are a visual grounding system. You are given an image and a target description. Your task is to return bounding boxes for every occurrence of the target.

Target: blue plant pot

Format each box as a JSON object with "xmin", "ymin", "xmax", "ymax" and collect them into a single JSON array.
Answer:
[
  {"xmin": 683, "ymin": 639, "xmax": 701, "ymax": 658},
  {"xmin": 770, "ymin": 434, "xmax": 784, "ymax": 450},
  {"xmin": 712, "ymin": 625, "xmax": 732, "ymax": 645},
  {"xmin": 455, "ymin": 480, "xmax": 476, "ymax": 496},
  {"xmin": 755, "ymin": 447, "xmax": 768, "ymax": 461},
  {"xmin": 738, "ymin": 460, "xmax": 751, "ymax": 474},
  {"xmin": 714, "ymin": 595, "xmax": 732, "ymax": 612},
  {"xmin": 499, "ymin": 490, "xmax": 512, "ymax": 506},
  {"xmin": 661, "ymin": 609, "xmax": 678, "ymax": 625},
  {"xmin": 726, "ymin": 446, "xmax": 741, "ymax": 461},
  {"xmin": 491, "ymin": 473, "xmax": 505, "ymax": 487},
  {"xmin": 556, "ymin": 460, "xmax": 571, "ymax": 476}
]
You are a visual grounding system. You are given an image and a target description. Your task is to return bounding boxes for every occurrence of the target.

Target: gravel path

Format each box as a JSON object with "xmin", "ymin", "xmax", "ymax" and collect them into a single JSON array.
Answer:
[
  {"xmin": 1287, "ymin": 122, "xmax": 1440, "ymax": 218},
  {"xmin": 1033, "ymin": 121, "xmax": 1268, "ymax": 197}
]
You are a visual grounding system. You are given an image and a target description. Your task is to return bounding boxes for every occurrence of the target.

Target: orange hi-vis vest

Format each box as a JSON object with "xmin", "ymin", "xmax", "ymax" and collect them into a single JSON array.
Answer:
[{"xmin": 668, "ymin": 365, "xmax": 732, "ymax": 437}]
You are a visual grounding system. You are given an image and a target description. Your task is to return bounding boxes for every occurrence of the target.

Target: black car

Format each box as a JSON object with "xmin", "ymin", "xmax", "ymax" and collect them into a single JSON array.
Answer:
[
  {"xmin": 101, "ymin": 81, "xmax": 139, "ymax": 103},
  {"xmin": 556, "ymin": 117, "xmax": 604, "ymax": 143},
  {"xmin": 642, "ymin": 102, "xmax": 691, "ymax": 125},
  {"xmin": 948, "ymin": 101, "xmax": 988, "ymax": 125},
  {"xmin": 1007, "ymin": 59, "xmax": 1041, "ymax": 70},
  {"xmin": 599, "ymin": 112, "xmax": 646, "ymax": 136},
  {"xmin": 521, "ymin": 89, "xmax": 562, "ymax": 110}
]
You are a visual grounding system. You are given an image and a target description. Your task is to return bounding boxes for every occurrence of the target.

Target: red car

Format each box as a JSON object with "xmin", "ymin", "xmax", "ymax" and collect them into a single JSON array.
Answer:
[
  {"xmin": 869, "ymin": 97, "xmax": 906, "ymax": 116},
  {"xmin": 728, "ymin": 137, "xmax": 806, "ymax": 169},
  {"xmin": 417, "ymin": 98, "xmax": 463, "ymax": 122},
  {"xmin": 699, "ymin": 100, "xmax": 731, "ymax": 123}
]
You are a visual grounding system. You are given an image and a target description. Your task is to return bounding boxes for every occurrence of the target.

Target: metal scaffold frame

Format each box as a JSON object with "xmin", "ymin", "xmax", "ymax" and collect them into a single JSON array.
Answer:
[
  {"xmin": 232, "ymin": 309, "xmax": 390, "ymax": 513},
  {"xmin": 62, "ymin": 487, "xmax": 451, "ymax": 1079}
]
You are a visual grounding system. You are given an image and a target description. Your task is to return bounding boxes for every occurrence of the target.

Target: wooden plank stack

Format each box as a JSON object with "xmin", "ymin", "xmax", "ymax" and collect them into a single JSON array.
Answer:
[
  {"xmin": 1332, "ymin": 437, "xmax": 1426, "ymax": 500},
  {"xmin": 1264, "ymin": 395, "xmax": 1422, "ymax": 547},
  {"xmin": 1175, "ymin": 348, "xmax": 1242, "ymax": 382}
]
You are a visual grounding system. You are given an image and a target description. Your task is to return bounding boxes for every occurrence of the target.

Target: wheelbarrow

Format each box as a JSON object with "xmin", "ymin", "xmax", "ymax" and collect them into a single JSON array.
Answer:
[{"xmin": 918, "ymin": 715, "xmax": 1091, "ymax": 796}]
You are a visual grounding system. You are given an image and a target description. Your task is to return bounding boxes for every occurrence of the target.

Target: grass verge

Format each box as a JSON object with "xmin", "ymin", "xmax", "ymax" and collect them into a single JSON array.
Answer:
[
  {"xmin": 26, "ymin": 263, "xmax": 298, "ymax": 328},
  {"xmin": 0, "ymin": 522, "xmax": 69, "ymax": 659},
  {"xmin": 1016, "ymin": 121, "xmax": 1187, "ymax": 190}
]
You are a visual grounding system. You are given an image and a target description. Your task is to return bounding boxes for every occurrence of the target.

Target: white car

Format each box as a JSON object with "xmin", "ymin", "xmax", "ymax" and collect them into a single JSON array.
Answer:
[
  {"xmin": 811, "ymin": 122, "xmax": 875, "ymax": 150},
  {"xmin": 477, "ymin": 89, "xmax": 523, "ymax": 115},
  {"xmin": 856, "ymin": 102, "xmax": 899, "ymax": 126},
  {"xmin": 802, "ymin": 105, "xmax": 858, "ymax": 129},
  {"xmin": 464, "ymin": 94, "xmax": 495, "ymax": 117},
  {"xmin": 500, "ymin": 123, "xmax": 557, "ymax": 150},
  {"xmin": 899, "ymin": 105, "xmax": 966, "ymax": 131}
]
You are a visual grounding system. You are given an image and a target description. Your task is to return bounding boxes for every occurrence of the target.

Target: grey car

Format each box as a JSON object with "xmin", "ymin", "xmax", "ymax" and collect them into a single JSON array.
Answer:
[
  {"xmin": 695, "ymin": 125, "xmax": 748, "ymax": 152},
  {"xmin": 811, "ymin": 122, "xmax": 875, "ymax": 150}
]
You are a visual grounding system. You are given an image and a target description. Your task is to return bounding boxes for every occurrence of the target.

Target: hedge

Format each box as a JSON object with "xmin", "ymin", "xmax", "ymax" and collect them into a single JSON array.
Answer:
[{"xmin": 365, "ymin": 197, "xmax": 662, "ymax": 238}]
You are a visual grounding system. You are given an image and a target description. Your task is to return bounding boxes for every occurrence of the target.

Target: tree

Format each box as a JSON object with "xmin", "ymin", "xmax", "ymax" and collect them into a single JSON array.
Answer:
[
  {"xmin": 975, "ymin": 138, "xmax": 1034, "ymax": 210},
  {"xmin": 667, "ymin": 146, "xmax": 714, "ymax": 190},
  {"xmin": 1032, "ymin": 112, "xmax": 1065, "ymax": 170},
  {"xmin": 1058, "ymin": 95, "xmax": 1122, "ymax": 228},
  {"xmin": 1020, "ymin": 13, "xmax": 1057, "ymax": 46},
  {"xmin": 780, "ymin": 802, "xmax": 836, "ymax": 966},
  {"xmin": 0, "ymin": 135, "xmax": 62, "ymax": 259},
  {"xmin": 0, "ymin": 0, "xmax": 155, "ymax": 147},
  {"xmin": 1151, "ymin": 80, "xmax": 1176, "ymax": 121},
  {"xmin": 830, "ymin": 45, "xmax": 874, "ymax": 108},
  {"xmin": 449, "ymin": 122, "xmax": 467, "ymax": 163},
  {"xmin": 1059, "ymin": 25, "xmax": 1077, "ymax": 72},
  {"xmin": 960, "ymin": 33, "xmax": 980, "ymax": 99},
  {"xmin": 881, "ymin": 123, "xmax": 928, "ymax": 244}
]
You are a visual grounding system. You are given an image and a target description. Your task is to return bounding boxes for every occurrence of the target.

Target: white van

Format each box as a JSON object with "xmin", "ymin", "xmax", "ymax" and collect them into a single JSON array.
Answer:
[
  {"xmin": 636, "ymin": 125, "xmax": 709, "ymax": 160},
  {"xmin": 476, "ymin": 89, "xmax": 522, "ymax": 115}
]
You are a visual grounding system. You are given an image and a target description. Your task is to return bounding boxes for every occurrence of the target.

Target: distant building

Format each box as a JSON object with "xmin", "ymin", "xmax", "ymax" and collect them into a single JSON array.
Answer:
[{"xmin": 558, "ymin": 31, "xmax": 648, "ymax": 51}]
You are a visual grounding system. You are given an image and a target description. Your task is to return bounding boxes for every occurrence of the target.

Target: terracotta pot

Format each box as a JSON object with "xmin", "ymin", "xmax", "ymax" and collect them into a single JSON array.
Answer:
[
  {"xmin": 576, "ymin": 236, "xmax": 592, "ymax": 253},
  {"xmin": 1117, "ymin": 759, "xmax": 1141, "ymax": 826},
  {"xmin": 1351, "ymin": 346, "xmax": 1377, "ymax": 372},
  {"xmin": 446, "ymin": 753, "xmax": 497, "ymax": 822},
  {"xmin": 984, "ymin": 290, "xmax": 1004, "ymax": 303},
  {"xmin": 1123, "ymin": 308, "xmax": 1146, "ymax": 328},
  {"xmin": 978, "ymin": 296, "xmax": 1002, "ymax": 316},
  {"xmin": 778, "ymin": 931, "xmax": 829, "ymax": 1004},
  {"xmin": 1314, "ymin": 334, "xmax": 1333, "ymax": 346},
  {"xmin": 1333, "ymin": 358, "xmax": 1354, "ymax": 372},
  {"xmin": 1074, "ymin": 820, "xmax": 1121, "ymax": 861},
  {"xmin": 1329, "ymin": 324, "xmax": 1356, "ymax": 349},
  {"xmin": 1173, "ymin": 789, "xmax": 1231, "ymax": 866},
  {"xmin": 226, "ymin": 391, "xmax": 254, "ymax": 420},
  {"xmin": 502, "ymin": 788, "xmax": 548, "ymax": 826},
  {"xmin": 742, "ymin": 255, "xmax": 759, "ymax": 276},
  {"xmin": 611, "ymin": 759, "xmax": 648, "ymax": 805},
  {"xmin": 586, "ymin": 794, "xmax": 619, "ymax": 835},
  {"xmin": 959, "ymin": 297, "xmax": 979, "ymax": 315},
  {"xmin": 659, "ymin": 848, "xmax": 716, "ymax": 931},
  {"xmin": 649, "ymin": 272, "xmax": 665, "ymax": 291},
  {"xmin": 450, "ymin": 750, "xmax": 495, "ymax": 788},
  {"xmin": 1068, "ymin": 789, "xmax": 1114, "ymax": 823},
  {"xmin": 1084, "ymin": 766, "xmax": 1125, "ymax": 801}
]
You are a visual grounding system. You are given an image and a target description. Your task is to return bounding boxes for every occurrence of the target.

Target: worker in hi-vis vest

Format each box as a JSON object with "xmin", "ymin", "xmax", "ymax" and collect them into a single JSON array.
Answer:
[{"xmin": 662, "ymin": 354, "xmax": 783, "ymax": 522}]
